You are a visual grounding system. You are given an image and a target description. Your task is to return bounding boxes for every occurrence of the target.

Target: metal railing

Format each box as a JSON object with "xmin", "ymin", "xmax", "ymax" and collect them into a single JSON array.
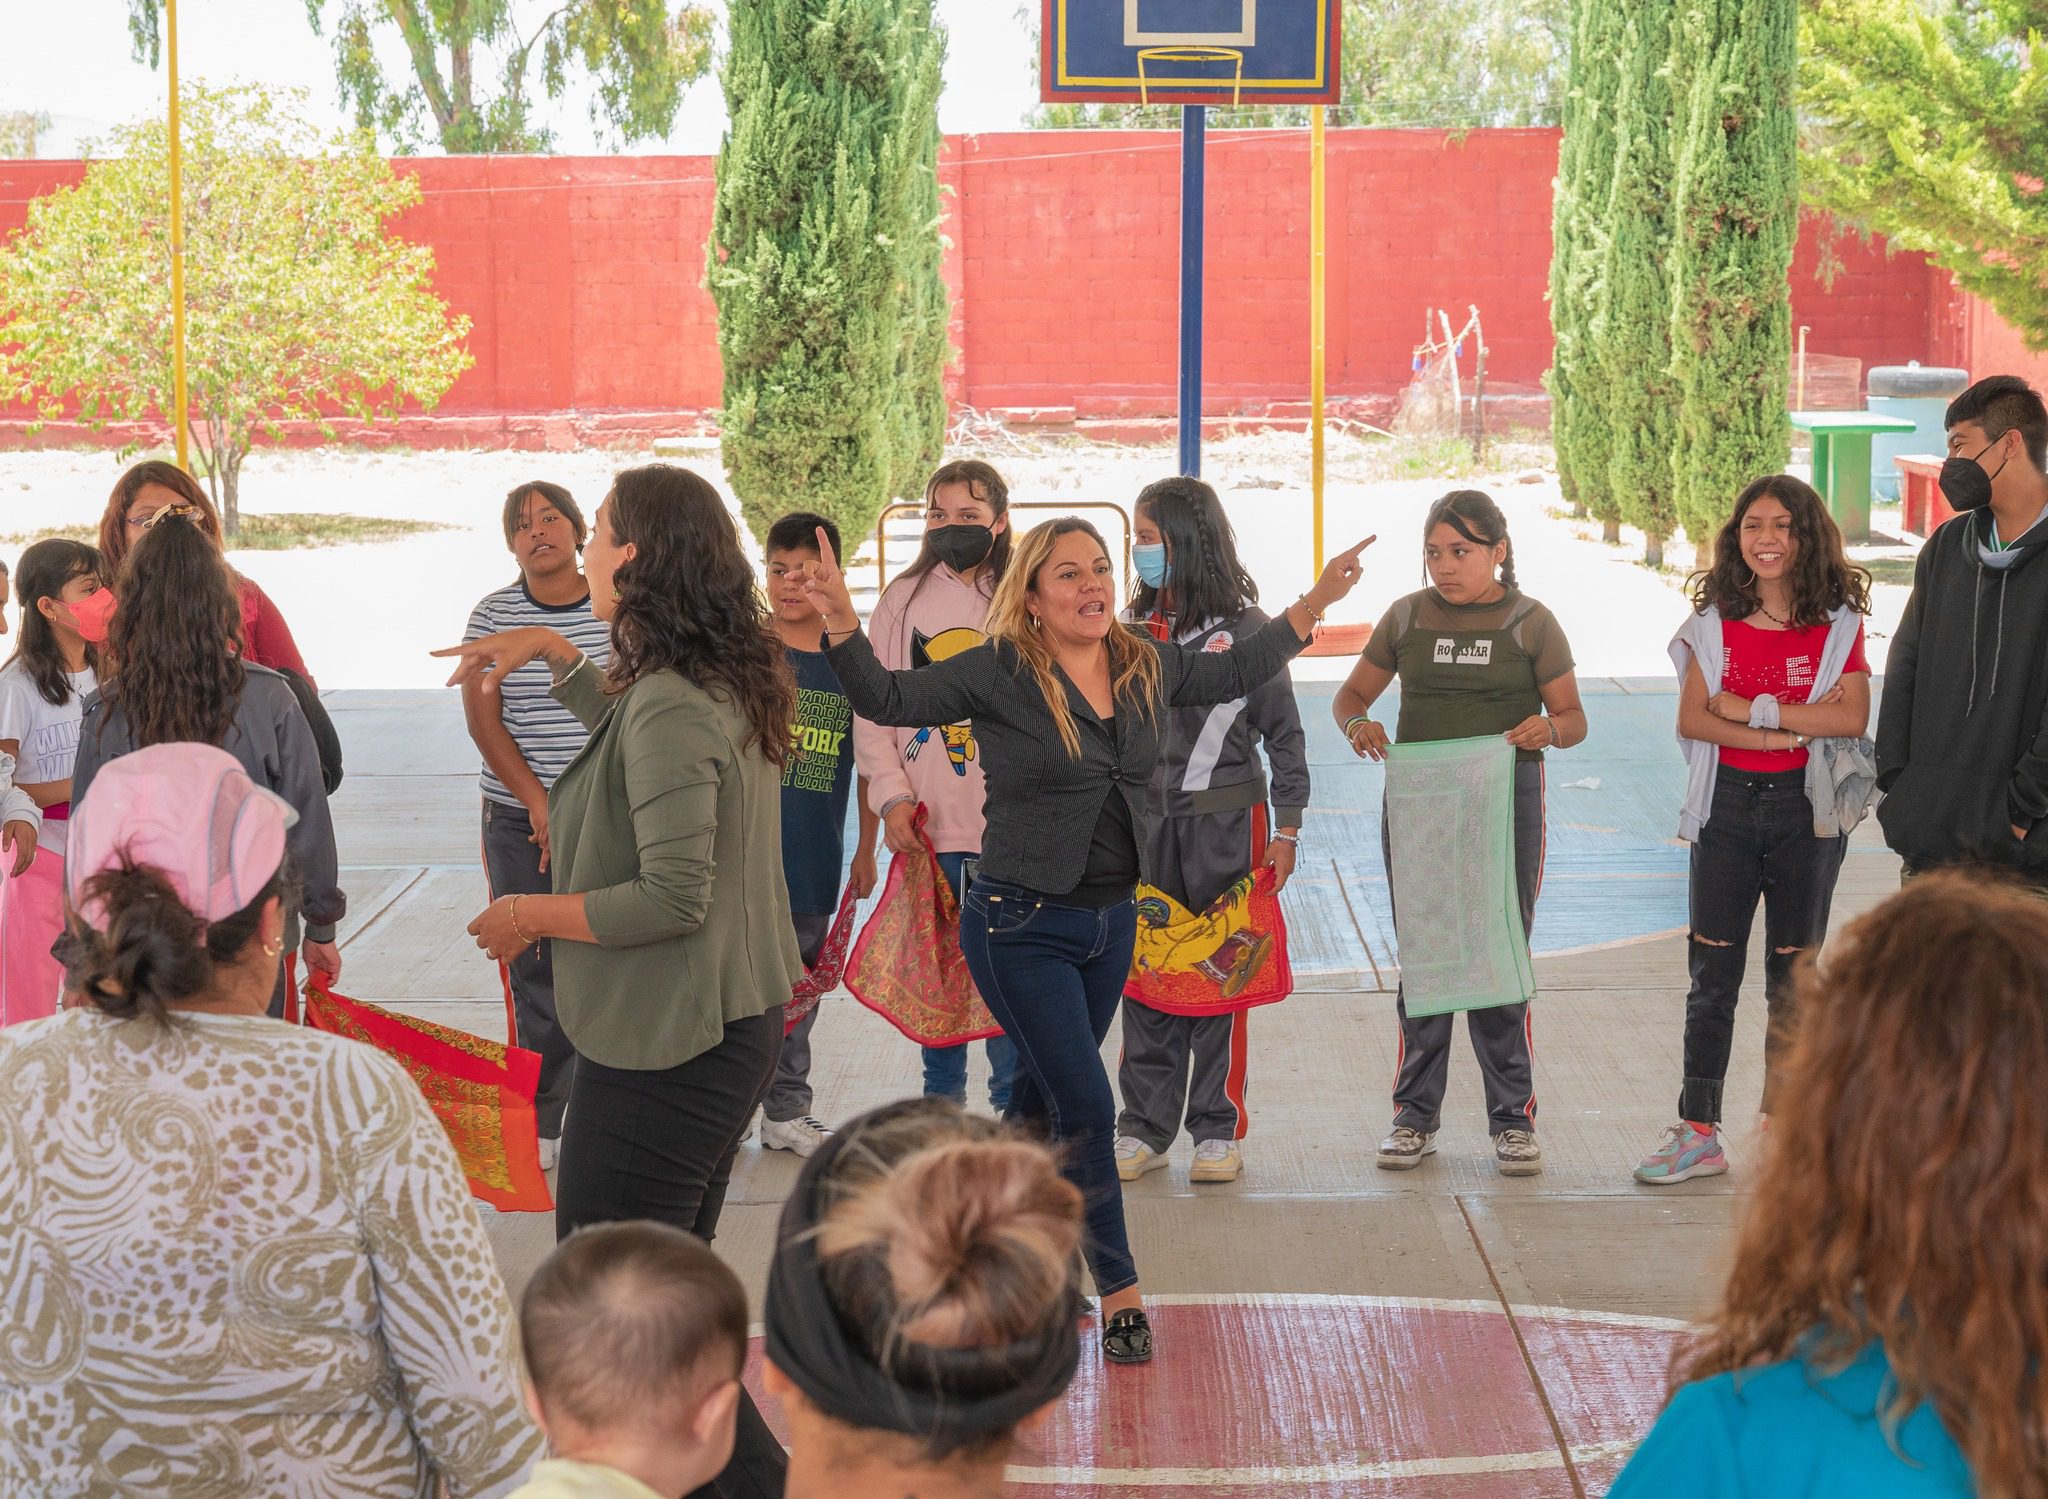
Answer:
[{"xmin": 871, "ymin": 500, "xmax": 1135, "ymax": 594}]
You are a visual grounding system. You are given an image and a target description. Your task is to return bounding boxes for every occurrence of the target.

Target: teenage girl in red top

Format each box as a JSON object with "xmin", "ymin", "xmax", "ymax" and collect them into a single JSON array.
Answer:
[
  {"xmin": 96, "ymin": 461, "xmax": 313, "ymax": 682},
  {"xmin": 1637, "ymin": 475, "xmax": 1872, "ymax": 1184}
]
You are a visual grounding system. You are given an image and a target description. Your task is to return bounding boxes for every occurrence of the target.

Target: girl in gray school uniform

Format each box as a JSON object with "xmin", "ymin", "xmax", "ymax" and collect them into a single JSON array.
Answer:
[{"xmin": 1114, "ymin": 478, "xmax": 1310, "ymax": 1186}]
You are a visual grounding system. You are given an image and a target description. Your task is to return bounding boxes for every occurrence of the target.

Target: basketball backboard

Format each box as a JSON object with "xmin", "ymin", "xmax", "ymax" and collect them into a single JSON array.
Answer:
[{"xmin": 1041, "ymin": 0, "xmax": 1341, "ymax": 107}]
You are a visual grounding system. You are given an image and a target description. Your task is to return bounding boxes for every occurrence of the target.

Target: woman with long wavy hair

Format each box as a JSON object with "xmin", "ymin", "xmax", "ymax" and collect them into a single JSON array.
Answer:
[
  {"xmin": 439, "ymin": 464, "xmax": 802, "ymax": 1499},
  {"xmin": 800, "ymin": 512, "xmax": 1372, "ymax": 1366},
  {"xmin": 97, "ymin": 459, "xmax": 314, "ymax": 680},
  {"xmin": 69, "ymin": 514, "xmax": 344, "ymax": 1015},
  {"xmin": 1612, "ymin": 870, "xmax": 2048, "ymax": 1496},
  {"xmin": 1636, "ymin": 475, "xmax": 1873, "ymax": 1186}
]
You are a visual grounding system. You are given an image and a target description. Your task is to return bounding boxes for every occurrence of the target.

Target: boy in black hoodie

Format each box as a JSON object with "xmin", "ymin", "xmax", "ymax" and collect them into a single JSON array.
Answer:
[{"xmin": 1877, "ymin": 375, "xmax": 2048, "ymax": 877}]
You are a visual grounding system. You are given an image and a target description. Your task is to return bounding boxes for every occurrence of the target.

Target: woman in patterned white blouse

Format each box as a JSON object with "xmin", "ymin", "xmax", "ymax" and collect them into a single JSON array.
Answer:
[{"xmin": 0, "ymin": 742, "xmax": 543, "ymax": 1498}]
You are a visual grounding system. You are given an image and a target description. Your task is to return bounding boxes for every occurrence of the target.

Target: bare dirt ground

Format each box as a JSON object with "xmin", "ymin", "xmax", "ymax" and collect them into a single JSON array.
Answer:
[{"xmin": 0, "ymin": 428, "xmax": 1916, "ymax": 688}]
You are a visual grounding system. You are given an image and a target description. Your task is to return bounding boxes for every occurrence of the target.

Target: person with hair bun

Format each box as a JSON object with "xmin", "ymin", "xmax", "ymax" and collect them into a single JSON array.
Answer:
[
  {"xmin": 763, "ymin": 1099, "xmax": 1084, "ymax": 1499},
  {"xmin": 1612, "ymin": 870, "xmax": 2045, "ymax": 1496},
  {"xmin": 0, "ymin": 742, "xmax": 543, "ymax": 1496},
  {"xmin": 1333, "ymin": 489, "xmax": 1586, "ymax": 1177}
]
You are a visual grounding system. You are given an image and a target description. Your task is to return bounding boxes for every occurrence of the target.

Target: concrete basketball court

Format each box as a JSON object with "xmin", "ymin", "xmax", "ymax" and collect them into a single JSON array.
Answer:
[{"xmin": 328, "ymin": 675, "xmax": 1900, "ymax": 1498}]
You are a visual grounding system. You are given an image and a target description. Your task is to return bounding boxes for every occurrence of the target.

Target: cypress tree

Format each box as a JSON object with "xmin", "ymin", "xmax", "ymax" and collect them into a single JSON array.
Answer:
[
  {"xmin": 1668, "ymin": 0, "xmax": 1798, "ymax": 563},
  {"xmin": 1546, "ymin": 0, "xmax": 1623, "ymax": 540},
  {"xmin": 709, "ymin": 0, "xmax": 949, "ymax": 543},
  {"xmin": 1597, "ymin": 0, "xmax": 1679, "ymax": 567},
  {"xmin": 882, "ymin": 0, "xmax": 949, "ymax": 503}
]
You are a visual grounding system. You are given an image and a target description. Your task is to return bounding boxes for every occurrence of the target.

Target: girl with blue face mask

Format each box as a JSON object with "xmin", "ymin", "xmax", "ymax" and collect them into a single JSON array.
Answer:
[{"xmin": 1114, "ymin": 478, "xmax": 1312, "ymax": 1187}]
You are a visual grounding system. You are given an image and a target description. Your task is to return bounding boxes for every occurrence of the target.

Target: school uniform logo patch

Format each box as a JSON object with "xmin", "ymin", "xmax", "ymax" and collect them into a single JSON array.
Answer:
[{"xmin": 1203, "ymin": 631, "xmax": 1234, "ymax": 653}]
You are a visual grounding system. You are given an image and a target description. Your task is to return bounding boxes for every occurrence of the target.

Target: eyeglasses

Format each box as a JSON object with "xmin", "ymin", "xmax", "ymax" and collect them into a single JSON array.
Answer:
[{"xmin": 127, "ymin": 502, "xmax": 198, "ymax": 531}]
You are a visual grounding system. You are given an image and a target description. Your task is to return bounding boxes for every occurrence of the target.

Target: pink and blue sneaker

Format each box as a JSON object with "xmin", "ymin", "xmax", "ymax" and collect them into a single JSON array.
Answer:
[{"xmin": 1634, "ymin": 1122, "xmax": 1727, "ymax": 1184}]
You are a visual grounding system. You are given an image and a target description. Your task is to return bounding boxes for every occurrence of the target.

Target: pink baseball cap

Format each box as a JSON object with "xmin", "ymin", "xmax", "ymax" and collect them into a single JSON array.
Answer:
[{"xmin": 66, "ymin": 742, "xmax": 297, "ymax": 931}]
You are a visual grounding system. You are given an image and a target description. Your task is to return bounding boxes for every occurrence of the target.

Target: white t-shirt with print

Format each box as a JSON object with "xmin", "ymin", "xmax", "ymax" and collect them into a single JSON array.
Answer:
[{"xmin": 0, "ymin": 659, "xmax": 94, "ymax": 857}]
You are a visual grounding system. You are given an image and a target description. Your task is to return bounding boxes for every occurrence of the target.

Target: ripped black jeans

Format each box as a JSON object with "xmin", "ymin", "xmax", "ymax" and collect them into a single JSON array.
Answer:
[{"xmin": 1681, "ymin": 767, "xmax": 1848, "ymax": 1124}]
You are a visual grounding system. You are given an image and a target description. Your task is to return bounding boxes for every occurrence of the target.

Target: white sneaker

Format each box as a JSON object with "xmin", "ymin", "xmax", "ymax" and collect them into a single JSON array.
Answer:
[
  {"xmin": 536, "ymin": 1137, "xmax": 560, "ymax": 1172},
  {"xmin": 761, "ymin": 1115, "xmax": 833, "ymax": 1157},
  {"xmin": 1376, "ymin": 1125, "xmax": 1438, "ymax": 1170},
  {"xmin": 1189, "ymin": 1139, "xmax": 1243, "ymax": 1183},
  {"xmin": 1114, "ymin": 1135, "xmax": 1171, "ymax": 1182}
]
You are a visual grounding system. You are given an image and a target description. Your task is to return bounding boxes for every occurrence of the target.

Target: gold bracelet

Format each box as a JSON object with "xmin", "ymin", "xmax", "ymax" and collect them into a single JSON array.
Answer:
[
  {"xmin": 508, "ymin": 895, "xmax": 535, "ymax": 947},
  {"xmin": 1296, "ymin": 594, "xmax": 1327, "ymax": 622}
]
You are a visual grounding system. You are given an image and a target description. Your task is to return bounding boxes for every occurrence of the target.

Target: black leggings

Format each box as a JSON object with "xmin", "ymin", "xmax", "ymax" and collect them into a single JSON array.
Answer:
[{"xmin": 555, "ymin": 1007, "xmax": 785, "ymax": 1499}]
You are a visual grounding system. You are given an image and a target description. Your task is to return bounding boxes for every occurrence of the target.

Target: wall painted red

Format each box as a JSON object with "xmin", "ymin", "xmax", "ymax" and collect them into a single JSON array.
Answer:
[{"xmin": 0, "ymin": 132, "xmax": 2038, "ymax": 448}]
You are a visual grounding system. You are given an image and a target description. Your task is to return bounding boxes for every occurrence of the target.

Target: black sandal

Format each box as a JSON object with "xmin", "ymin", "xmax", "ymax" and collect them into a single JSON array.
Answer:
[{"xmin": 1102, "ymin": 1308, "xmax": 1154, "ymax": 1364}]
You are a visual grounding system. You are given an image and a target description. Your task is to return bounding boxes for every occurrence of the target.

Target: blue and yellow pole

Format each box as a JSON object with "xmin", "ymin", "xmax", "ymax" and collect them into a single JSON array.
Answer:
[
  {"xmin": 1177, "ymin": 104, "xmax": 1205, "ymax": 478},
  {"xmin": 167, "ymin": 0, "xmax": 190, "ymax": 472},
  {"xmin": 1310, "ymin": 105, "xmax": 1326, "ymax": 571}
]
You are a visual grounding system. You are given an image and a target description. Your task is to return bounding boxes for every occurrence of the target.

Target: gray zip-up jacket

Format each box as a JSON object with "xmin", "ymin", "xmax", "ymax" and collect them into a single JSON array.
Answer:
[
  {"xmin": 70, "ymin": 665, "xmax": 346, "ymax": 941},
  {"xmin": 1134, "ymin": 606, "xmax": 1310, "ymax": 827}
]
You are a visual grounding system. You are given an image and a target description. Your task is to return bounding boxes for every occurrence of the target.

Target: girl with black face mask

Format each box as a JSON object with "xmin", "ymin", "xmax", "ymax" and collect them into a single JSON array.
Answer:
[{"xmin": 852, "ymin": 461, "xmax": 1022, "ymax": 1116}]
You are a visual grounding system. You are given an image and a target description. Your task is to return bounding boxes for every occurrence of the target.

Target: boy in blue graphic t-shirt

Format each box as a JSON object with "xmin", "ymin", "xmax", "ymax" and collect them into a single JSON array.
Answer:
[{"xmin": 757, "ymin": 512, "xmax": 879, "ymax": 1157}]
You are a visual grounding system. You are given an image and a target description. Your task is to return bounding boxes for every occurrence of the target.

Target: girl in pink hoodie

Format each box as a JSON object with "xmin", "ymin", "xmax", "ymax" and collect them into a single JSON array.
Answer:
[{"xmin": 853, "ymin": 460, "xmax": 1020, "ymax": 1108}]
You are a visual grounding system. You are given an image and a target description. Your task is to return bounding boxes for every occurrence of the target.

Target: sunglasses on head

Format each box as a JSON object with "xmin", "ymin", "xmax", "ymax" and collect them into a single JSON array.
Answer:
[{"xmin": 128, "ymin": 502, "xmax": 199, "ymax": 531}]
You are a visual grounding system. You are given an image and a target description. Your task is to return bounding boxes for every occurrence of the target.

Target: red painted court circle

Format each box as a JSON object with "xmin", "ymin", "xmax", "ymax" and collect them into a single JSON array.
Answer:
[{"xmin": 745, "ymin": 1292, "xmax": 1678, "ymax": 1496}]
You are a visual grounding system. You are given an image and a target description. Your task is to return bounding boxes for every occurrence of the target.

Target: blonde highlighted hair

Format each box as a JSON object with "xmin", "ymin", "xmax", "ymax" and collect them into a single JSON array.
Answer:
[{"xmin": 985, "ymin": 517, "xmax": 1161, "ymax": 758}]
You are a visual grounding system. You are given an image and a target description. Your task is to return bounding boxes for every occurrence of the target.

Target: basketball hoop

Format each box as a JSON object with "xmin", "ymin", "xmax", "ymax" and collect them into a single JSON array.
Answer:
[{"xmin": 1137, "ymin": 45, "xmax": 1246, "ymax": 106}]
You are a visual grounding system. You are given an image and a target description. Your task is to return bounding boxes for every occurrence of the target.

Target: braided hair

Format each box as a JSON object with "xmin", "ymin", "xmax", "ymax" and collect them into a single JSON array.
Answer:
[
  {"xmin": 1129, "ymin": 476, "xmax": 1259, "ymax": 628},
  {"xmin": 1424, "ymin": 490, "xmax": 1517, "ymax": 590}
]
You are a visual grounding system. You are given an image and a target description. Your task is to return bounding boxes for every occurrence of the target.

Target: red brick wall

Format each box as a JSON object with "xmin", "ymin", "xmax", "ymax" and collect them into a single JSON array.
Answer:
[{"xmin": 0, "ymin": 132, "xmax": 2025, "ymax": 447}]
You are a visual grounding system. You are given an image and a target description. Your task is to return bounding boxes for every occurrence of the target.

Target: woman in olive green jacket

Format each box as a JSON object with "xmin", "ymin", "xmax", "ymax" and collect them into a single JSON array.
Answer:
[{"xmin": 437, "ymin": 464, "xmax": 801, "ymax": 1498}]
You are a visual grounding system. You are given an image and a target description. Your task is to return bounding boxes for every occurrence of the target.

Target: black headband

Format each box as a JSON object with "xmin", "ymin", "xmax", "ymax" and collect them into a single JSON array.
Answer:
[{"xmin": 761, "ymin": 1121, "xmax": 1080, "ymax": 1443}]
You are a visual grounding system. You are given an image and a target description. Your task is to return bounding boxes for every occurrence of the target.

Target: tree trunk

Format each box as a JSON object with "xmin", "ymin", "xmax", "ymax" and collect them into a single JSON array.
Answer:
[
  {"xmin": 1602, "ymin": 518, "xmax": 1622, "ymax": 544},
  {"xmin": 220, "ymin": 434, "xmax": 246, "ymax": 541},
  {"xmin": 1644, "ymin": 533, "xmax": 1665, "ymax": 569}
]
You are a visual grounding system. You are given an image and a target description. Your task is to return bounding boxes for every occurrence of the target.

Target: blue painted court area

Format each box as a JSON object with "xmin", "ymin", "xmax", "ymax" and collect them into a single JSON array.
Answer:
[{"xmin": 1295, "ymin": 679, "xmax": 1694, "ymax": 973}]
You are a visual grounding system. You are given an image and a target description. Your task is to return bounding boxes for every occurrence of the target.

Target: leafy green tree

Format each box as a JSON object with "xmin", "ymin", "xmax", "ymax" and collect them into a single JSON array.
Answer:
[
  {"xmin": 1668, "ymin": 0, "xmax": 1799, "ymax": 559},
  {"xmin": 709, "ymin": 0, "xmax": 949, "ymax": 544},
  {"xmin": 1033, "ymin": 0, "xmax": 1569, "ymax": 128},
  {"xmin": 0, "ymin": 85, "xmax": 472, "ymax": 534},
  {"xmin": 1597, "ymin": 0, "xmax": 1680, "ymax": 565},
  {"xmin": 1802, "ymin": 0, "xmax": 2048, "ymax": 346},
  {"xmin": 125, "ymin": 0, "xmax": 713, "ymax": 153},
  {"xmin": 1547, "ymin": 0, "xmax": 1623, "ymax": 538},
  {"xmin": 0, "ymin": 110, "xmax": 50, "ymax": 158}
]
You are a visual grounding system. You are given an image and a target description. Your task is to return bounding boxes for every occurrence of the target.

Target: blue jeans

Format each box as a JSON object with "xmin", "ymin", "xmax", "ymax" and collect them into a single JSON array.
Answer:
[
  {"xmin": 959, "ymin": 878, "xmax": 1140, "ymax": 1296},
  {"xmin": 922, "ymin": 851, "xmax": 1019, "ymax": 1111}
]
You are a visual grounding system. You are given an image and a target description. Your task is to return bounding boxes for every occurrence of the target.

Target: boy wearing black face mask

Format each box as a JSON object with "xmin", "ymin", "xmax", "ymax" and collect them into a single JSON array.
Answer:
[{"xmin": 1877, "ymin": 375, "xmax": 2048, "ymax": 878}]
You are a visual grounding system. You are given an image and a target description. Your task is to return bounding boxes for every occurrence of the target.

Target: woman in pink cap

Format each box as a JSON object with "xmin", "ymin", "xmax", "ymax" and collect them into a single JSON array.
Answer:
[{"xmin": 0, "ymin": 742, "xmax": 543, "ymax": 1497}]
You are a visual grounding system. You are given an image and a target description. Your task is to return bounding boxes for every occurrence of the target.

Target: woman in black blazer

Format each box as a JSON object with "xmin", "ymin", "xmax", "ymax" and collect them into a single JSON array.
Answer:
[{"xmin": 805, "ymin": 514, "xmax": 1370, "ymax": 1365}]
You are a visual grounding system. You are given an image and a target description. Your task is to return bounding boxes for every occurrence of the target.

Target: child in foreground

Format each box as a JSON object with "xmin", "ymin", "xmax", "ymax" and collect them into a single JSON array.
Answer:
[{"xmin": 514, "ymin": 1221, "xmax": 750, "ymax": 1498}]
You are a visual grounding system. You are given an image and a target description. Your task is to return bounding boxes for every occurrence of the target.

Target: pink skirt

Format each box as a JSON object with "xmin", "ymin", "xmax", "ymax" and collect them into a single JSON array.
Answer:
[{"xmin": 0, "ymin": 842, "xmax": 65, "ymax": 1026}]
